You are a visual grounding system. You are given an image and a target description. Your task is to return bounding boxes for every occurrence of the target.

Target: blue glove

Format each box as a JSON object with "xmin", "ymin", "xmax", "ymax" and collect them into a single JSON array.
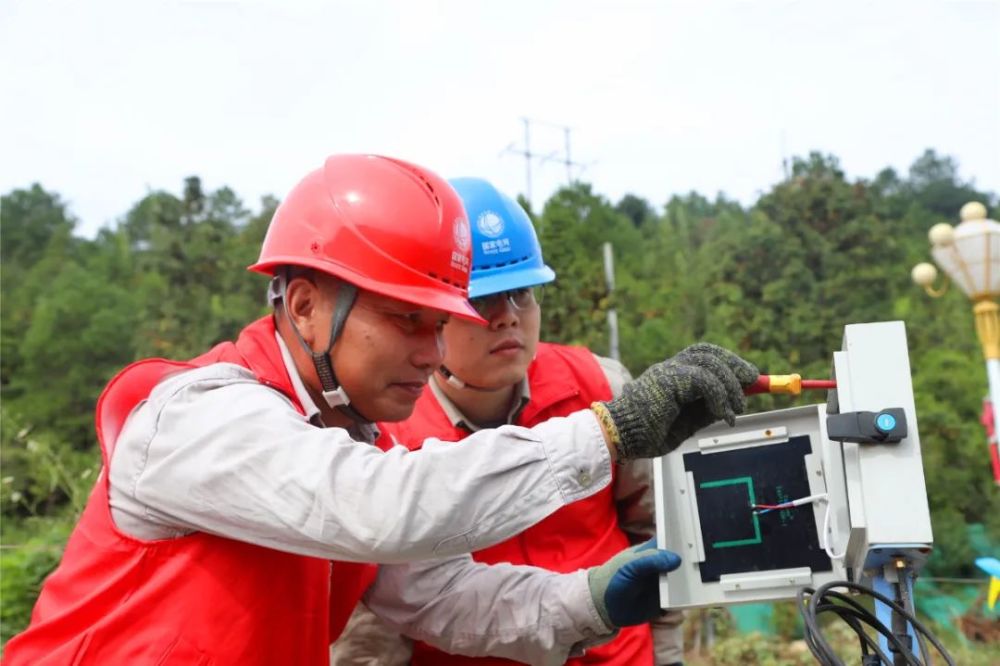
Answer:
[{"xmin": 587, "ymin": 539, "xmax": 681, "ymax": 628}]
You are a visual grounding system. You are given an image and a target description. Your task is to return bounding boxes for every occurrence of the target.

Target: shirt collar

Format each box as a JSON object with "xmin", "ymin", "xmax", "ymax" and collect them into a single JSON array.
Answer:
[
  {"xmin": 274, "ymin": 331, "xmax": 380, "ymax": 444},
  {"xmin": 429, "ymin": 373, "xmax": 531, "ymax": 432},
  {"xmin": 275, "ymin": 332, "xmax": 322, "ymax": 423}
]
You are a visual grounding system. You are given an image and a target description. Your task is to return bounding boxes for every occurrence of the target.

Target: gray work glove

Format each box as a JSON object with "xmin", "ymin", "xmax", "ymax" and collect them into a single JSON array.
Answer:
[
  {"xmin": 588, "ymin": 539, "xmax": 681, "ymax": 628},
  {"xmin": 597, "ymin": 343, "xmax": 758, "ymax": 460}
]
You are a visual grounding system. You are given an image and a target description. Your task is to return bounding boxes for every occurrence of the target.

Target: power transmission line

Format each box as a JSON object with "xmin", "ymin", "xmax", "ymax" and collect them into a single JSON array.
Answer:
[
  {"xmin": 539, "ymin": 124, "xmax": 590, "ymax": 183},
  {"xmin": 501, "ymin": 118, "xmax": 592, "ymax": 207}
]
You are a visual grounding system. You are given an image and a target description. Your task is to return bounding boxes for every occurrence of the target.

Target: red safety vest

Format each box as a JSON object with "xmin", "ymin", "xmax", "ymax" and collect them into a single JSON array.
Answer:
[
  {"xmin": 4, "ymin": 317, "xmax": 378, "ymax": 666},
  {"xmin": 379, "ymin": 343, "xmax": 654, "ymax": 666}
]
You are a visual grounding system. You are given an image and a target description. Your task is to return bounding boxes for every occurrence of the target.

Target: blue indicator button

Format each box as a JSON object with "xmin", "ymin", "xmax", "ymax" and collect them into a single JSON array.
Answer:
[{"xmin": 876, "ymin": 413, "xmax": 897, "ymax": 432}]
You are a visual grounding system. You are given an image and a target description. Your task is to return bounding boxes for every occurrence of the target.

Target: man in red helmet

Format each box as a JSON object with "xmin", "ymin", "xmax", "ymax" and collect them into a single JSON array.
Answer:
[{"xmin": 4, "ymin": 155, "xmax": 758, "ymax": 666}]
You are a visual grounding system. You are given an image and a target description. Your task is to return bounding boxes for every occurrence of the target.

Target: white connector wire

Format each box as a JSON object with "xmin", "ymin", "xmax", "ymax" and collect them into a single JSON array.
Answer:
[
  {"xmin": 754, "ymin": 492, "xmax": 845, "ymax": 560},
  {"xmin": 790, "ymin": 494, "xmax": 846, "ymax": 560},
  {"xmin": 819, "ymin": 496, "xmax": 846, "ymax": 560},
  {"xmin": 786, "ymin": 493, "xmax": 828, "ymax": 507}
]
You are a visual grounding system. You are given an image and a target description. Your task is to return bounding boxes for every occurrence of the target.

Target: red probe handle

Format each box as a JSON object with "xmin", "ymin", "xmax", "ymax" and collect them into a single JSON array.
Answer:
[
  {"xmin": 744, "ymin": 375, "xmax": 837, "ymax": 395},
  {"xmin": 745, "ymin": 376, "xmax": 772, "ymax": 395}
]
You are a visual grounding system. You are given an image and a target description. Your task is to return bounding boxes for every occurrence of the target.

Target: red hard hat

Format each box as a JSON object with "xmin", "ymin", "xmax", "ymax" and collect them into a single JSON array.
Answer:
[{"xmin": 250, "ymin": 154, "xmax": 484, "ymax": 323}]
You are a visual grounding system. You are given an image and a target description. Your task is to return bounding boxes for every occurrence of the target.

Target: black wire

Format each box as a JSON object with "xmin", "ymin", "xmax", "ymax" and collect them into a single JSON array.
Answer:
[
  {"xmin": 799, "ymin": 586, "xmax": 840, "ymax": 665},
  {"xmin": 901, "ymin": 585, "xmax": 934, "ymax": 666},
  {"xmin": 815, "ymin": 602, "xmax": 896, "ymax": 664},
  {"xmin": 810, "ymin": 589, "xmax": 918, "ymax": 665},
  {"xmin": 797, "ymin": 580, "xmax": 955, "ymax": 666},
  {"xmin": 822, "ymin": 580, "xmax": 954, "ymax": 666},
  {"xmin": 809, "ymin": 582, "xmax": 951, "ymax": 666},
  {"xmin": 815, "ymin": 603, "xmax": 873, "ymax": 658},
  {"xmin": 808, "ymin": 582, "xmax": 912, "ymax": 665},
  {"xmin": 820, "ymin": 590, "xmax": 898, "ymax": 663},
  {"xmin": 822, "ymin": 588, "xmax": 930, "ymax": 666}
]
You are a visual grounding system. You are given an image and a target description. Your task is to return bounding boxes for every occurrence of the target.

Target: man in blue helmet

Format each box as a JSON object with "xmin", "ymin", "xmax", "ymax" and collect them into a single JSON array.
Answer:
[{"xmin": 331, "ymin": 178, "xmax": 685, "ymax": 666}]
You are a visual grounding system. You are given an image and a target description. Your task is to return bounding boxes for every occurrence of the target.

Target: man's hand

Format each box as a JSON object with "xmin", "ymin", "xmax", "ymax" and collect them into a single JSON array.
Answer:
[
  {"xmin": 587, "ymin": 540, "xmax": 681, "ymax": 628},
  {"xmin": 594, "ymin": 343, "xmax": 758, "ymax": 460}
]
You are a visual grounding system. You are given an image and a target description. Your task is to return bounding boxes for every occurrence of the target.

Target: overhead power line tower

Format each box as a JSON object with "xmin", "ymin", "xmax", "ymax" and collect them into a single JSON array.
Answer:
[
  {"xmin": 541, "ymin": 125, "xmax": 589, "ymax": 183},
  {"xmin": 501, "ymin": 118, "xmax": 591, "ymax": 208},
  {"xmin": 501, "ymin": 118, "xmax": 537, "ymax": 206}
]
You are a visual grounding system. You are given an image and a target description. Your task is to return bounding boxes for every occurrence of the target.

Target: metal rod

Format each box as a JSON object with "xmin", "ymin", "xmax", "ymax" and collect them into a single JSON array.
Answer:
[{"xmin": 602, "ymin": 242, "xmax": 619, "ymax": 361}]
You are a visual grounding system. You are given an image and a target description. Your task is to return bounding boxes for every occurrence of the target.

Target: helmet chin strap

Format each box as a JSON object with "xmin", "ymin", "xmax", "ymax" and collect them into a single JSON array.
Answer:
[
  {"xmin": 436, "ymin": 365, "xmax": 494, "ymax": 393},
  {"xmin": 274, "ymin": 271, "xmax": 370, "ymax": 423},
  {"xmin": 436, "ymin": 339, "xmax": 539, "ymax": 393}
]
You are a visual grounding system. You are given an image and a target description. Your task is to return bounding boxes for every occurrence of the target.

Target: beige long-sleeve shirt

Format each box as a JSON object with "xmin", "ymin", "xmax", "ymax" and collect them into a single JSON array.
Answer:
[
  {"xmin": 330, "ymin": 352, "xmax": 685, "ymax": 665},
  {"xmin": 106, "ymin": 334, "xmax": 617, "ymax": 664}
]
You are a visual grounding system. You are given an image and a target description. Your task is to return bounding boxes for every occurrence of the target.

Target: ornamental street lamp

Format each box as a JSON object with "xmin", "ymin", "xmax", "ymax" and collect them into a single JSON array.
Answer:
[{"xmin": 912, "ymin": 201, "xmax": 1000, "ymax": 485}]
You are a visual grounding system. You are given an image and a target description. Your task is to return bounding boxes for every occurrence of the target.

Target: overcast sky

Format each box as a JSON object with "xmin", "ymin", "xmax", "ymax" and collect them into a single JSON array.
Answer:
[{"xmin": 2, "ymin": 0, "xmax": 998, "ymax": 237}]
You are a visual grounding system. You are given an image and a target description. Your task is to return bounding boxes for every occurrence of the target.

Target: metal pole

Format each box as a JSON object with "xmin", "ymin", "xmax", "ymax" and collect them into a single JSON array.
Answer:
[
  {"xmin": 607, "ymin": 310, "xmax": 620, "ymax": 363},
  {"xmin": 873, "ymin": 564, "xmax": 922, "ymax": 663},
  {"xmin": 602, "ymin": 242, "xmax": 616, "ymax": 292},
  {"xmin": 974, "ymin": 299, "xmax": 1000, "ymax": 484},
  {"xmin": 564, "ymin": 127, "xmax": 573, "ymax": 182},
  {"xmin": 986, "ymin": 358, "xmax": 1000, "ymax": 460},
  {"xmin": 603, "ymin": 242, "xmax": 620, "ymax": 361},
  {"xmin": 986, "ymin": 358, "xmax": 1000, "ymax": 485},
  {"xmin": 522, "ymin": 118, "xmax": 532, "ymax": 207}
]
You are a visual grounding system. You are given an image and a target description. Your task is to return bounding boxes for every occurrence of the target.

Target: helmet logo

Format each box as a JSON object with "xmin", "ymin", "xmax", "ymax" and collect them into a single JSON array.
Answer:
[
  {"xmin": 451, "ymin": 217, "xmax": 471, "ymax": 274},
  {"xmin": 453, "ymin": 217, "xmax": 471, "ymax": 252},
  {"xmin": 476, "ymin": 211, "xmax": 505, "ymax": 238}
]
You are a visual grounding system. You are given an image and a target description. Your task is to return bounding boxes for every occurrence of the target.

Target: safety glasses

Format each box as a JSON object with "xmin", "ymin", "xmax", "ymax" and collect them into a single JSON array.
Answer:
[{"xmin": 469, "ymin": 286, "xmax": 543, "ymax": 318}]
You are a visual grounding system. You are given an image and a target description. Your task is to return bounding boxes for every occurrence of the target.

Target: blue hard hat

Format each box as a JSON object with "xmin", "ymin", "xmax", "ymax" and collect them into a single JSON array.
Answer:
[{"xmin": 448, "ymin": 178, "xmax": 556, "ymax": 298}]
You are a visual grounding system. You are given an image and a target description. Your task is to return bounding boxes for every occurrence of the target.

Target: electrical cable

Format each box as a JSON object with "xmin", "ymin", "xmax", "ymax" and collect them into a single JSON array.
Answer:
[
  {"xmin": 800, "ymin": 585, "xmax": 913, "ymax": 665},
  {"xmin": 798, "ymin": 579, "xmax": 955, "ymax": 666},
  {"xmin": 820, "ymin": 497, "xmax": 846, "ymax": 561},
  {"xmin": 750, "ymin": 492, "xmax": 850, "ymax": 561},
  {"xmin": 815, "ymin": 602, "xmax": 892, "ymax": 664},
  {"xmin": 752, "ymin": 493, "xmax": 828, "ymax": 514},
  {"xmin": 751, "ymin": 493, "xmax": 846, "ymax": 559},
  {"xmin": 818, "ymin": 590, "xmax": 903, "ymax": 664}
]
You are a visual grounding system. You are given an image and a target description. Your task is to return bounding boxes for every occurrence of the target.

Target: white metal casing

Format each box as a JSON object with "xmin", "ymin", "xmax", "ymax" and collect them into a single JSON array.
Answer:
[
  {"xmin": 831, "ymin": 321, "xmax": 933, "ymax": 579},
  {"xmin": 655, "ymin": 321, "xmax": 933, "ymax": 608}
]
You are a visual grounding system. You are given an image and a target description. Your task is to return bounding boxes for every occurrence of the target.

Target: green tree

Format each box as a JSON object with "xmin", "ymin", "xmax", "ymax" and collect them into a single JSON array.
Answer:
[
  {"xmin": 2, "ymin": 152, "xmax": 999, "ymax": 651},
  {"xmin": 906, "ymin": 149, "xmax": 993, "ymax": 218},
  {"xmin": 1, "ymin": 186, "xmax": 80, "ymax": 393},
  {"xmin": 537, "ymin": 183, "xmax": 645, "ymax": 361}
]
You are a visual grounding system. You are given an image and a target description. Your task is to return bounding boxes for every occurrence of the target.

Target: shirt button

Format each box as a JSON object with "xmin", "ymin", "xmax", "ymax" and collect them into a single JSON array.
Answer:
[{"xmin": 577, "ymin": 471, "xmax": 592, "ymax": 486}]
